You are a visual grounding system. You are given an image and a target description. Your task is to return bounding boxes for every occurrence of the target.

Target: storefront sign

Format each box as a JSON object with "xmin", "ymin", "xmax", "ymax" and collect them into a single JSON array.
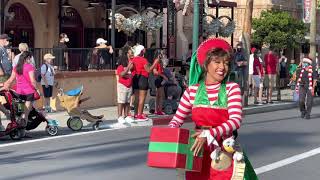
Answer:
[{"xmin": 303, "ymin": 0, "xmax": 311, "ymax": 23}]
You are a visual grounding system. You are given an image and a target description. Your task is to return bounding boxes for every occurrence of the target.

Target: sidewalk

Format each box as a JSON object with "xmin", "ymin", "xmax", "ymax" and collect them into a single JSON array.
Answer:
[{"xmin": 1, "ymin": 89, "xmax": 319, "ymax": 132}]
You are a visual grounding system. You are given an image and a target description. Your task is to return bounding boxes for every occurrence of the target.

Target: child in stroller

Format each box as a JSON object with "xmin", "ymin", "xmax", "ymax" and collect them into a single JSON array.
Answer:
[{"xmin": 57, "ymin": 85, "xmax": 104, "ymax": 131}]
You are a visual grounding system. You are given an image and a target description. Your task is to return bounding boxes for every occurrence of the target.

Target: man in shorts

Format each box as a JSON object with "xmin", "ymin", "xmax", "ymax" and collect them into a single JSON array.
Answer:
[
  {"xmin": 252, "ymin": 48, "xmax": 264, "ymax": 105},
  {"xmin": 264, "ymin": 49, "xmax": 278, "ymax": 103},
  {"xmin": 0, "ymin": 34, "xmax": 11, "ymax": 130},
  {"xmin": 41, "ymin": 53, "xmax": 56, "ymax": 112}
]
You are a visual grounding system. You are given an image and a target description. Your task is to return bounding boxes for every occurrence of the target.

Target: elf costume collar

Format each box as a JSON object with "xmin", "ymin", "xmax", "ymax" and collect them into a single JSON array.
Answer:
[{"xmin": 194, "ymin": 81, "xmax": 227, "ymax": 109}]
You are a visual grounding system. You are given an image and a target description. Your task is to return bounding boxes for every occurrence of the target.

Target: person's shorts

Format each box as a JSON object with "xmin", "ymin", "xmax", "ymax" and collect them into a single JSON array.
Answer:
[
  {"xmin": 266, "ymin": 74, "xmax": 277, "ymax": 88},
  {"xmin": 13, "ymin": 92, "xmax": 34, "ymax": 101},
  {"xmin": 154, "ymin": 76, "xmax": 164, "ymax": 88},
  {"xmin": 253, "ymin": 75, "xmax": 263, "ymax": 88},
  {"xmin": 132, "ymin": 75, "xmax": 149, "ymax": 90},
  {"xmin": 42, "ymin": 85, "xmax": 53, "ymax": 98},
  {"xmin": 248, "ymin": 74, "xmax": 253, "ymax": 86},
  {"xmin": 117, "ymin": 83, "xmax": 132, "ymax": 103}
]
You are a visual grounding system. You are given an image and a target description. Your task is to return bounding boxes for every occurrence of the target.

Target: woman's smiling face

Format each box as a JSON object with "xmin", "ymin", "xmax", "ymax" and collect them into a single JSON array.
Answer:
[
  {"xmin": 204, "ymin": 48, "xmax": 231, "ymax": 84},
  {"xmin": 206, "ymin": 57, "xmax": 229, "ymax": 83}
]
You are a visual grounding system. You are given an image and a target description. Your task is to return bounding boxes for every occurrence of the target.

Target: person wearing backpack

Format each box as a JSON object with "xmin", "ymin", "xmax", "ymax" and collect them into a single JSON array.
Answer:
[
  {"xmin": 41, "ymin": 53, "xmax": 56, "ymax": 113},
  {"xmin": 0, "ymin": 34, "xmax": 11, "ymax": 131}
]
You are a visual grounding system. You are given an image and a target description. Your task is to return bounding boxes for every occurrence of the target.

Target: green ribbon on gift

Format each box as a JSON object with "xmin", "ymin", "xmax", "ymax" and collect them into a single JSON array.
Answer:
[{"xmin": 148, "ymin": 130, "xmax": 202, "ymax": 170}]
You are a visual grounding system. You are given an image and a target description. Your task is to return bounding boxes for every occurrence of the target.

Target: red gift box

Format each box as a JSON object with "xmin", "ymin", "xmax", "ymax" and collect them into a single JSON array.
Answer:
[{"xmin": 147, "ymin": 127, "xmax": 203, "ymax": 172}]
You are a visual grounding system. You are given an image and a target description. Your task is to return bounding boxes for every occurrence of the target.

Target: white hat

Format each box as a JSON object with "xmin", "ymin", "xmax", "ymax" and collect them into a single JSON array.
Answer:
[
  {"xmin": 133, "ymin": 45, "xmax": 145, "ymax": 57},
  {"xmin": 44, "ymin": 53, "xmax": 55, "ymax": 60},
  {"xmin": 96, "ymin": 38, "xmax": 108, "ymax": 45},
  {"xmin": 302, "ymin": 57, "xmax": 312, "ymax": 64}
]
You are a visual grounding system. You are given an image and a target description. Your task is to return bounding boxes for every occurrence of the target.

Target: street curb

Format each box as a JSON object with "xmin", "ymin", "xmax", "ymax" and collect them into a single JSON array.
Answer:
[
  {"xmin": 150, "ymin": 97, "xmax": 320, "ymax": 126},
  {"xmin": 243, "ymin": 97, "xmax": 320, "ymax": 115}
]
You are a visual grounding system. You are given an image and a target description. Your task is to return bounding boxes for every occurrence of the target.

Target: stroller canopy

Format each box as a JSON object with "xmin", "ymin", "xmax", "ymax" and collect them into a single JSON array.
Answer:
[{"xmin": 65, "ymin": 86, "xmax": 83, "ymax": 96}]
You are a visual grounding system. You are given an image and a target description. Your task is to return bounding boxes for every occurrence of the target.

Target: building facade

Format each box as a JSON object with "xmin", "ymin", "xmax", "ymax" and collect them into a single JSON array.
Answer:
[
  {"xmin": 2, "ymin": 0, "xmax": 165, "ymax": 49},
  {"xmin": 1, "ymin": 0, "xmax": 318, "ymax": 59}
]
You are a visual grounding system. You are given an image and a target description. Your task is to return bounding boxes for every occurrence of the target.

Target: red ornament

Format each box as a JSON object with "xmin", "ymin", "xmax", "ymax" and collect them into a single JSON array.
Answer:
[{"xmin": 197, "ymin": 38, "xmax": 232, "ymax": 65}]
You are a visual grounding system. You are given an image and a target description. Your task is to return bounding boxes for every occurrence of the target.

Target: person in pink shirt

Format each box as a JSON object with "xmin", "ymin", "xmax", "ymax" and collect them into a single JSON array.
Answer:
[
  {"xmin": 264, "ymin": 49, "xmax": 278, "ymax": 103},
  {"xmin": 2, "ymin": 51, "xmax": 38, "ymax": 125}
]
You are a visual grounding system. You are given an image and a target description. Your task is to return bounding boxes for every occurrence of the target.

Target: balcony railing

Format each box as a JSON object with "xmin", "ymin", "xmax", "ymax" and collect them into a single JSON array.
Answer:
[{"xmin": 8, "ymin": 47, "xmax": 169, "ymax": 71}]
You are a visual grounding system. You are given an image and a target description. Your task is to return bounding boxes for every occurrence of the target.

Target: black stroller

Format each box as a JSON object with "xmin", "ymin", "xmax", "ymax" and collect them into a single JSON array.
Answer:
[{"xmin": 5, "ymin": 90, "xmax": 59, "ymax": 136}]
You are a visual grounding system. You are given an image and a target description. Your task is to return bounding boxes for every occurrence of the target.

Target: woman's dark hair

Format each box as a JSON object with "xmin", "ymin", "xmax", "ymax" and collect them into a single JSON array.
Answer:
[
  {"xmin": 16, "ymin": 51, "xmax": 32, "ymax": 75},
  {"xmin": 118, "ymin": 52, "xmax": 129, "ymax": 67},
  {"xmin": 153, "ymin": 49, "xmax": 163, "ymax": 60}
]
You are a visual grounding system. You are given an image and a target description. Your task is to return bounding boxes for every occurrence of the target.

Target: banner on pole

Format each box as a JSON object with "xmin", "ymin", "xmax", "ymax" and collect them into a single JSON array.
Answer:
[{"xmin": 303, "ymin": 0, "xmax": 311, "ymax": 23}]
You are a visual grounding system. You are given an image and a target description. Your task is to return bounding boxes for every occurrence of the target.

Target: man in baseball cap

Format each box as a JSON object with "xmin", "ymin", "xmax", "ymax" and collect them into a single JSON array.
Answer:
[
  {"xmin": 0, "ymin": 34, "xmax": 11, "ymax": 131},
  {"xmin": 0, "ymin": 34, "xmax": 10, "ymax": 40},
  {"xmin": 96, "ymin": 38, "xmax": 108, "ymax": 45}
]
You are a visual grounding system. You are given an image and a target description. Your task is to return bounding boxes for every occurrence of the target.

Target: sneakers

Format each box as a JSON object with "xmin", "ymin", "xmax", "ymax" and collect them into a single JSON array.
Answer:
[
  {"xmin": 135, "ymin": 114, "xmax": 149, "ymax": 121},
  {"xmin": 155, "ymin": 111, "xmax": 166, "ymax": 115},
  {"xmin": 45, "ymin": 107, "xmax": 52, "ymax": 113},
  {"xmin": 257, "ymin": 101, "xmax": 264, "ymax": 106},
  {"xmin": 125, "ymin": 116, "xmax": 135, "ymax": 123},
  {"xmin": 117, "ymin": 116, "xmax": 126, "ymax": 124}
]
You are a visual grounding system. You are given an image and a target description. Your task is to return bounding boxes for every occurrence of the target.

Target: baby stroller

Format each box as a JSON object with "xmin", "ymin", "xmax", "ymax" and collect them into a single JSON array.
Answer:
[
  {"xmin": 4, "ymin": 89, "xmax": 59, "ymax": 136},
  {"xmin": 148, "ymin": 73, "xmax": 182, "ymax": 115},
  {"xmin": 57, "ymin": 85, "xmax": 104, "ymax": 131},
  {"xmin": 0, "ymin": 90, "xmax": 25, "ymax": 140}
]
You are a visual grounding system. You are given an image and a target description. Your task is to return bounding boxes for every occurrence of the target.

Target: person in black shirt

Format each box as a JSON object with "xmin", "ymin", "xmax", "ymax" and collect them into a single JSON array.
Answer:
[
  {"xmin": 95, "ymin": 38, "xmax": 113, "ymax": 69},
  {"xmin": 53, "ymin": 33, "xmax": 69, "ymax": 70},
  {"xmin": 234, "ymin": 44, "xmax": 247, "ymax": 89},
  {"xmin": 296, "ymin": 56, "xmax": 319, "ymax": 119}
]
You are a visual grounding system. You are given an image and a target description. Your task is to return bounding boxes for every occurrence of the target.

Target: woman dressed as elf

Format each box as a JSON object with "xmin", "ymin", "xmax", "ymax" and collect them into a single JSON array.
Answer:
[{"xmin": 169, "ymin": 38, "xmax": 258, "ymax": 180}]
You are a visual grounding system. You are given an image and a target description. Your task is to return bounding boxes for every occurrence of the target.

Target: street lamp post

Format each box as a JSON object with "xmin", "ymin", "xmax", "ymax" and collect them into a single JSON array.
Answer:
[
  {"xmin": 111, "ymin": 0, "xmax": 116, "ymax": 61},
  {"xmin": 242, "ymin": 0, "xmax": 254, "ymax": 107},
  {"xmin": 0, "ymin": 0, "xmax": 4, "ymax": 34},
  {"xmin": 192, "ymin": 0, "xmax": 200, "ymax": 53},
  {"xmin": 58, "ymin": 0, "xmax": 62, "ymax": 35},
  {"xmin": 310, "ymin": 0, "xmax": 317, "ymax": 60}
]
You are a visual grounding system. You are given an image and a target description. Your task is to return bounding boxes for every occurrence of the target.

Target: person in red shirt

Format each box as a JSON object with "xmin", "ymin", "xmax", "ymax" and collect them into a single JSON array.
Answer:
[
  {"xmin": 252, "ymin": 49, "xmax": 264, "ymax": 105},
  {"xmin": 116, "ymin": 48, "xmax": 134, "ymax": 124},
  {"xmin": 264, "ymin": 49, "xmax": 278, "ymax": 103},
  {"xmin": 132, "ymin": 45, "xmax": 158, "ymax": 121},
  {"xmin": 153, "ymin": 50, "xmax": 169, "ymax": 115}
]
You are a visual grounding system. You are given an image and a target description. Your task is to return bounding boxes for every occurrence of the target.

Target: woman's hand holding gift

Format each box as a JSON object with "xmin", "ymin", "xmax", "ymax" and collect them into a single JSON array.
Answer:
[{"xmin": 191, "ymin": 131, "xmax": 206, "ymax": 156}]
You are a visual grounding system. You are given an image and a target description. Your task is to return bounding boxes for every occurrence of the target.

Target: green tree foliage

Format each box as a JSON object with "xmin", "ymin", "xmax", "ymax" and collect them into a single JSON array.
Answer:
[{"xmin": 252, "ymin": 9, "xmax": 307, "ymax": 50}]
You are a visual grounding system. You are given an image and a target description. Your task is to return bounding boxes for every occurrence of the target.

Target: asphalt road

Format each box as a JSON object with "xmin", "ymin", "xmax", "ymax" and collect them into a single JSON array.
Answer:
[{"xmin": 0, "ymin": 105, "xmax": 320, "ymax": 180}]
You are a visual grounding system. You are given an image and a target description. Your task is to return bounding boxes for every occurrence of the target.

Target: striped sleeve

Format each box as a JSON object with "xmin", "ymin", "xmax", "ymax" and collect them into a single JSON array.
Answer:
[
  {"xmin": 168, "ymin": 88, "xmax": 192, "ymax": 127},
  {"xmin": 211, "ymin": 83, "xmax": 243, "ymax": 137}
]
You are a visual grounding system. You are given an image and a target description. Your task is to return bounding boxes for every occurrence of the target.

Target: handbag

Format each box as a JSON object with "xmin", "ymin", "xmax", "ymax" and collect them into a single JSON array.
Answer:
[{"xmin": 34, "ymin": 90, "xmax": 41, "ymax": 100}]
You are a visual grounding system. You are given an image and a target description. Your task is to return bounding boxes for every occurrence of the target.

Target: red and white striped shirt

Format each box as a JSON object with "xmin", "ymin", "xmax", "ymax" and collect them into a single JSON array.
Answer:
[{"xmin": 169, "ymin": 82, "xmax": 242, "ymax": 137}]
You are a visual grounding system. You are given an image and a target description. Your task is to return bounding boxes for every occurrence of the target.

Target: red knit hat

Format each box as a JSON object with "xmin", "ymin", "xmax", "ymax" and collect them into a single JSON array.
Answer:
[
  {"xmin": 251, "ymin": 47, "xmax": 257, "ymax": 54},
  {"xmin": 196, "ymin": 38, "xmax": 232, "ymax": 66}
]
